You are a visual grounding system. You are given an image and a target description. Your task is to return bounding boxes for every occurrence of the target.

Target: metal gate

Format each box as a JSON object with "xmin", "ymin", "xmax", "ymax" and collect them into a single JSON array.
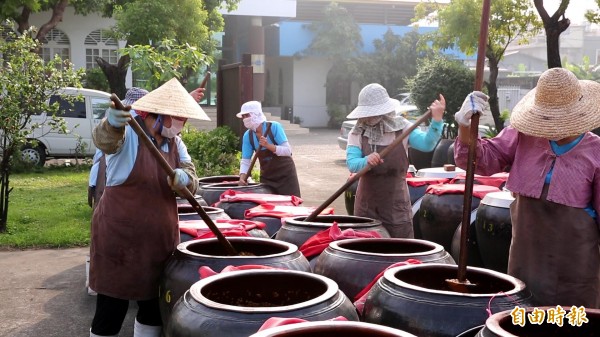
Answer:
[
  {"xmin": 497, "ymin": 86, "xmax": 523, "ymax": 114},
  {"xmin": 217, "ymin": 54, "xmax": 254, "ymax": 141}
]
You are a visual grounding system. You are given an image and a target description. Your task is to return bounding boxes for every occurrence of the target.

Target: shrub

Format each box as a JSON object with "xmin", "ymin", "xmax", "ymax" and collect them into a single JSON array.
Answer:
[
  {"xmin": 406, "ymin": 56, "xmax": 475, "ymax": 139},
  {"xmin": 181, "ymin": 126, "xmax": 240, "ymax": 177},
  {"xmin": 83, "ymin": 68, "xmax": 110, "ymax": 92}
]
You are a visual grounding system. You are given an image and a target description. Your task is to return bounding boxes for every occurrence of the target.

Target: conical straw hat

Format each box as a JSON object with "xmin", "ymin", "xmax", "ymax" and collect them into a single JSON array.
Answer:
[
  {"xmin": 510, "ymin": 67, "xmax": 600, "ymax": 139},
  {"xmin": 132, "ymin": 78, "xmax": 210, "ymax": 121}
]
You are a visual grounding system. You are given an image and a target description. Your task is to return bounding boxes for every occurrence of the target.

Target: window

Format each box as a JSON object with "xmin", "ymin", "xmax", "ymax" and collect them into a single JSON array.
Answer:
[
  {"xmin": 49, "ymin": 95, "xmax": 86, "ymax": 119},
  {"xmin": 85, "ymin": 29, "xmax": 118, "ymax": 69},
  {"xmin": 92, "ymin": 97, "xmax": 111, "ymax": 120},
  {"xmin": 39, "ymin": 29, "xmax": 70, "ymax": 66}
]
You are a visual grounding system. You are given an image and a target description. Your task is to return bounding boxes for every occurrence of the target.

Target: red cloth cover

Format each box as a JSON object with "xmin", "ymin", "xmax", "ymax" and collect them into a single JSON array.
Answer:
[
  {"xmin": 198, "ymin": 264, "xmax": 284, "ymax": 279},
  {"xmin": 298, "ymin": 223, "xmax": 382, "ymax": 259},
  {"xmin": 244, "ymin": 203, "xmax": 335, "ymax": 219},
  {"xmin": 425, "ymin": 183, "xmax": 500, "ymax": 200},
  {"xmin": 449, "ymin": 172, "xmax": 508, "ymax": 188},
  {"xmin": 218, "ymin": 190, "xmax": 303, "ymax": 206},
  {"xmin": 406, "ymin": 177, "xmax": 450, "ymax": 187},
  {"xmin": 257, "ymin": 316, "xmax": 348, "ymax": 332},
  {"xmin": 353, "ymin": 259, "xmax": 422, "ymax": 313},
  {"xmin": 179, "ymin": 219, "xmax": 266, "ymax": 239}
]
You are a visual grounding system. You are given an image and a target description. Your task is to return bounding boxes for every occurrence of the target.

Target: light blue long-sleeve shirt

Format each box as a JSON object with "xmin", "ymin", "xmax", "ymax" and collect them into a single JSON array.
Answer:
[
  {"xmin": 346, "ymin": 119, "xmax": 443, "ymax": 172},
  {"xmin": 104, "ymin": 119, "xmax": 192, "ymax": 186}
]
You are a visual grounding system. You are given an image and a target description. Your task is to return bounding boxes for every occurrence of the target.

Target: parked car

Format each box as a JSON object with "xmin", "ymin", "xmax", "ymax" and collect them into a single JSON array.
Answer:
[
  {"xmin": 337, "ymin": 104, "xmax": 490, "ymax": 151},
  {"xmin": 22, "ymin": 87, "xmax": 112, "ymax": 166}
]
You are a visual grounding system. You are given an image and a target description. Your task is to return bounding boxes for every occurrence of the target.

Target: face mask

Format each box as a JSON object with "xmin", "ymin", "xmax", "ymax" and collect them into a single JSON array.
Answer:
[
  {"xmin": 243, "ymin": 118, "xmax": 255, "ymax": 130},
  {"xmin": 161, "ymin": 118, "xmax": 185, "ymax": 138}
]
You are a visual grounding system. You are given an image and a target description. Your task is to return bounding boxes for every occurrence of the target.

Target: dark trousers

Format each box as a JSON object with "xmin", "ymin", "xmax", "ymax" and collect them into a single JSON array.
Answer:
[{"xmin": 91, "ymin": 294, "xmax": 162, "ymax": 335}]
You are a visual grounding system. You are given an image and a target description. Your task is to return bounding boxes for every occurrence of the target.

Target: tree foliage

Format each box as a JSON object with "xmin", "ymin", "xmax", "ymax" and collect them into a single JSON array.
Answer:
[
  {"xmin": 300, "ymin": 2, "xmax": 362, "ymax": 60},
  {"xmin": 120, "ymin": 39, "xmax": 211, "ymax": 90},
  {"xmin": 414, "ymin": 0, "xmax": 541, "ymax": 132},
  {"xmin": 406, "ymin": 56, "xmax": 475, "ymax": 139},
  {"xmin": 0, "ymin": 27, "xmax": 84, "ymax": 232},
  {"xmin": 352, "ymin": 29, "xmax": 437, "ymax": 96}
]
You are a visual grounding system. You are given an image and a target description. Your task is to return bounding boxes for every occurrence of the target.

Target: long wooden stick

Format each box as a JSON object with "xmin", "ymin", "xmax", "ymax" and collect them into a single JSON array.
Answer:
[
  {"xmin": 199, "ymin": 71, "xmax": 211, "ymax": 89},
  {"xmin": 305, "ymin": 109, "xmax": 433, "ymax": 222},
  {"xmin": 110, "ymin": 94, "xmax": 238, "ymax": 256},
  {"xmin": 457, "ymin": 0, "xmax": 492, "ymax": 283}
]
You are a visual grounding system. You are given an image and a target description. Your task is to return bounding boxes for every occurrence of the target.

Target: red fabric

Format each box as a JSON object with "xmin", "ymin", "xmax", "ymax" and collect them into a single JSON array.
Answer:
[
  {"xmin": 179, "ymin": 219, "xmax": 266, "ymax": 239},
  {"xmin": 449, "ymin": 173, "xmax": 508, "ymax": 188},
  {"xmin": 257, "ymin": 316, "xmax": 348, "ymax": 331},
  {"xmin": 353, "ymin": 259, "xmax": 422, "ymax": 313},
  {"xmin": 244, "ymin": 203, "xmax": 335, "ymax": 219},
  {"xmin": 180, "ymin": 226, "xmax": 251, "ymax": 239},
  {"xmin": 425, "ymin": 183, "xmax": 500, "ymax": 200},
  {"xmin": 218, "ymin": 190, "xmax": 303, "ymax": 206},
  {"xmin": 406, "ymin": 177, "xmax": 450, "ymax": 187},
  {"xmin": 298, "ymin": 223, "xmax": 382, "ymax": 259},
  {"xmin": 199, "ymin": 264, "xmax": 284, "ymax": 279}
]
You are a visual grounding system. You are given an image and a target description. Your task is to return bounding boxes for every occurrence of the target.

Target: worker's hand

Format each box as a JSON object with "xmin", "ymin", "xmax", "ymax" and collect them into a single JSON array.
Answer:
[
  {"xmin": 106, "ymin": 107, "xmax": 131, "ymax": 128},
  {"xmin": 189, "ymin": 87, "xmax": 205, "ymax": 103},
  {"xmin": 455, "ymin": 91, "xmax": 490, "ymax": 127},
  {"xmin": 168, "ymin": 169, "xmax": 190, "ymax": 191},
  {"xmin": 366, "ymin": 152, "xmax": 383, "ymax": 166},
  {"xmin": 259, "ymin": 136, "xmax": 269, "ymax": 148},
  {"xmin": 429, "ymin": 94, "xmax": 446, "ymax": 122},
  {"xmin": 238, "ymin": 173, "xmax": 248, "ymax": 186}
]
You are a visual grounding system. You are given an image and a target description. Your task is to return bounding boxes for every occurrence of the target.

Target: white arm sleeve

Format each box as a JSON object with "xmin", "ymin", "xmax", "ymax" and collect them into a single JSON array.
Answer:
[
  {"xmin": 274, "ymin": 141, "xmax": 292, "ymax": 157},
  {"xmin": 239, "ymin": 158, "xmax": 251, "ymax": 175}
]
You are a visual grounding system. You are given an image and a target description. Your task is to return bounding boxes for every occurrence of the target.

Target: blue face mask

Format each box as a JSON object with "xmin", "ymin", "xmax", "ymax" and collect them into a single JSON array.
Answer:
[{"xmin": 152, "ymin": 115, "xmax": 165, "ymax": 134}]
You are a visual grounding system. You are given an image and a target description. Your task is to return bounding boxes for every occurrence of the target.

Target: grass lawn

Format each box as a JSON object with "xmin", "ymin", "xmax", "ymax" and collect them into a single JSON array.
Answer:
[{"xmin": 0, "ymin": 165, "xmax": 92, "ymax": 250}]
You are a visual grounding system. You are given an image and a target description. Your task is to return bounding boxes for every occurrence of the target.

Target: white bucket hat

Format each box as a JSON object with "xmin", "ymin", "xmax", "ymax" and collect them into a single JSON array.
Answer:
[
  {"xmin": 131, "ymin": 78, "xmax": 210, "ymax": 120},
  {"xmin": 347, "ymin": 83, "xmax": 400, "ymax": 119},
  {"xmin": 510, "ymin": 67, "xmax": 600, "ymax": 139},
  {"xmin": 236, "ymin": 101, "xmax": 263, "ymax": 118}
]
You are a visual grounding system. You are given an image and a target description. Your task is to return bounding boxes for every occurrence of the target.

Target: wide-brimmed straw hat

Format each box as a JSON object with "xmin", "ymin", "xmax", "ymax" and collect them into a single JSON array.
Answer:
[
  {"xmin": 510, "ymin": 67, "xmax": 600, "ymax": 139},
  {"xmin": 347, "ymin": 83, "xmax": 399, "ymax": 119},
  {"xmin": 131, "ymin": 78, "xmax": 210, "ymax": 120}
]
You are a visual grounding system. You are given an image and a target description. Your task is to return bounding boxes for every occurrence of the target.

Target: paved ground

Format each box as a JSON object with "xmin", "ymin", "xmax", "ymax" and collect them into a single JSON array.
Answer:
[{"xmin": 0, "ymin": 128, "xmax": 349, "ymax": 337}]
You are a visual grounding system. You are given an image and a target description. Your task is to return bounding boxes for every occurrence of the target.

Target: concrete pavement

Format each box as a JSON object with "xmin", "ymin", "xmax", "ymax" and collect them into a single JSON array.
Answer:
[{"xmin": 0, "ymin": 128, "xmax": 350, "ymax": 337}]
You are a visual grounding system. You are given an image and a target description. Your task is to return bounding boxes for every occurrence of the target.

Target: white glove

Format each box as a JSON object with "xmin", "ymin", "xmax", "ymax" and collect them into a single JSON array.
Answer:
[
  {"xmin": 106, "ymin": 107, "xmax": 131, "ymax": 128},
  {"xmin": 455, "ymin": 91, "xmax": 490, "ymax": 127},
  {"xmin": 168, "ymin": 169, "xmax": 190, "ymax": 191}
]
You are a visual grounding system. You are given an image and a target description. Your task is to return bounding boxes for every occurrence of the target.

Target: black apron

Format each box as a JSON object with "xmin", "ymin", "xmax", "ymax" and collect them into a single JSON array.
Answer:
[
  {"xmin": 509, "ymin": 184, "xmax": 600, "ymax": 308},
  {"xmin": 90, "ymin": 134, "xmax": 180, "ymax": 300},
  {"xmin": 250, "ymin": 122, "xmax": 301, "ymax": 197},
  {"xmin": 354, "ymin": 131, "xmax": 412, "ymax": 238}
]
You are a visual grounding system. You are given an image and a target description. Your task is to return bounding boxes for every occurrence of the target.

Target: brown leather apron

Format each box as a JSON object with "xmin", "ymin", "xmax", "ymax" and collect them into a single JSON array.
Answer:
[
  {"xmin": 90, "ymin": 137, "xmax": 180, "ymax": 300},
  {"xmin": 354, "ymin": 131, "xmax": 412, "ymax": 238},
  {"xmin": 250, "ymin": 123, "xmax": 301, "ymax": 197},
  {"xmin": 509, "ymin": 184, "xmax": 600, "ymax": 308}
]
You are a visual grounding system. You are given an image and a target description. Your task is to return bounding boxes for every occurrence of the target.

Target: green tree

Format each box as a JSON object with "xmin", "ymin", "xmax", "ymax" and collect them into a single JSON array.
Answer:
[
  {"xmin": 100, "ymin": 0, "xmax": 239, "ymax": 96},
  {"xmin": 120, "ymin": 39, "xmax": 210, "ymax": 90},
  {"xmin": 0, "ymin": 0, "xmax": 108, "ymax": 40},
  {"xmin": 406, "ymin": 56, "xmax": 475, "ymax": 139},
  {"xmin": 415, "ymin": 0, "xmax": 541, "ymax": 132},
  {"xmin": 300, "ymin": 2, "xmax": 362, "ymax": 127},
  {"xmin": 352, "ymin": 29, "xmax": 437, "ymax": 96},
  {"xmin": 0, "ymin": 27, "xmax": 84, "ymax": 232}
]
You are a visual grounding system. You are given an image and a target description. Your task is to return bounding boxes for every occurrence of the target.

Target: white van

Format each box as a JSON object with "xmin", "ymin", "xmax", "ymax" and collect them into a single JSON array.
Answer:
[{"xmin": 23, "ymin": 87, "xmax": 112, "ymax": 166}]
